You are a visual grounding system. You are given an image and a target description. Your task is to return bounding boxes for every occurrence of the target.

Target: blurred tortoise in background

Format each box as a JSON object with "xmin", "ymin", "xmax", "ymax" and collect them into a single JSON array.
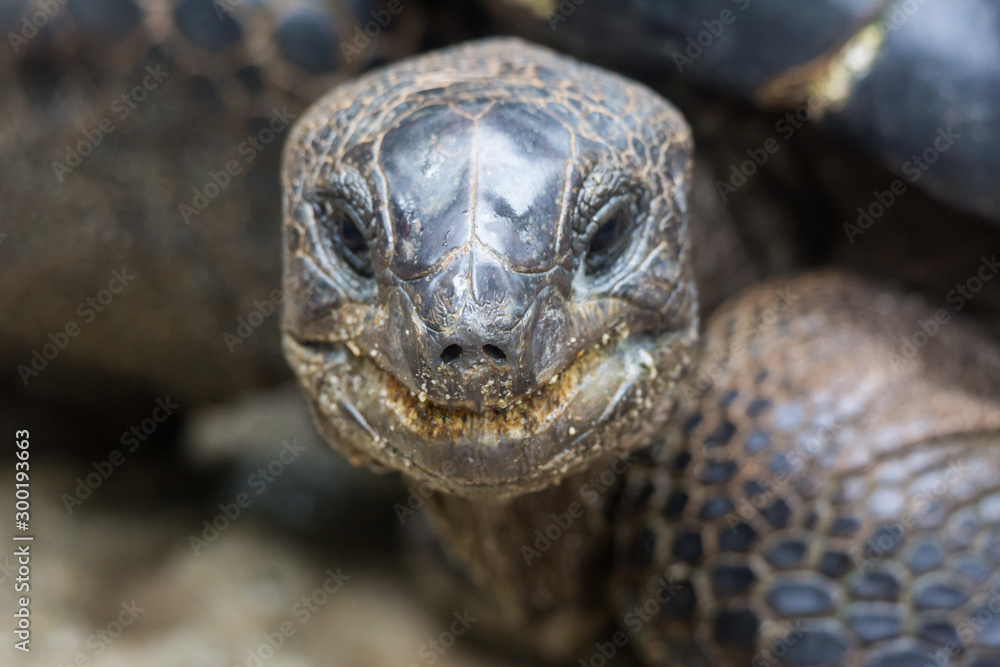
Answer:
[
  {"xmin": 480, "ymin": 0, "xmax": 1000, "ymax": 225},
  {"xmin": 0, "ymin": 0, "xmax": 433, "ymax": 410},
  {"xmin": 282, "ymin": 38, "xmax": 1000, "ymax": 667}
]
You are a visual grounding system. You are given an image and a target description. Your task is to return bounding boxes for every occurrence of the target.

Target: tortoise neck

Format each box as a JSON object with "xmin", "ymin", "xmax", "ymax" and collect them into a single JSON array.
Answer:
[{"xmin": 425, "ymin": 451, "xmax": 640, "ymax": 661}]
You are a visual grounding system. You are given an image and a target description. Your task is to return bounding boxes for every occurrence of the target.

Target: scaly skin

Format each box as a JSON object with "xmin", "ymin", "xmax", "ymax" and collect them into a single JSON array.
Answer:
[
  {"xmin": 615, "ymin": 273, "xmax": 1000, "ymax": 666},
  {"xmin": 282, "ymin": 39, "xmax": 1000, "ymax": 665}
]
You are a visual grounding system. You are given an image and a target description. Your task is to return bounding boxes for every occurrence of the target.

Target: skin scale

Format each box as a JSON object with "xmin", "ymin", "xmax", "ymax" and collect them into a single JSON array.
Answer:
[{"xmin": 281, "ymin": 39, "xmax": 1000, "ymax": 666}]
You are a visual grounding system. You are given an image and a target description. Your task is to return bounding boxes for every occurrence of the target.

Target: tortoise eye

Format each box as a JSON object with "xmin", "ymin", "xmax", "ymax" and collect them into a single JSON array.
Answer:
[
  {"xmin": 573, "ymin": 164, "xmax": 643, "ymax": 278},
  {"xmin": 585, "ymin": 214, "xmax": 627, "ymax": 275},
  {"xmin": 584, "ymin": 198, "xmax": 636, "ymax": 276},
  {"xmin": 339, "ymin": 214, "xmax": 367, "ymax": 255},
  {"xmin": 316, "ymin": 199, "xmax": 374, "ymax": 278}
]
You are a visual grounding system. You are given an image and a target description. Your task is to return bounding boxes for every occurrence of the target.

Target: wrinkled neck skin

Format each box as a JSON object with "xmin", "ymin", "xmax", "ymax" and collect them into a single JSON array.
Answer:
[
  {"xmin": 422, "ymin": 447, "xmax": 648, "ymax": 661},
  {"xmin": 411, "ymin": 322, "xmax": 698, "ymax": 661}
]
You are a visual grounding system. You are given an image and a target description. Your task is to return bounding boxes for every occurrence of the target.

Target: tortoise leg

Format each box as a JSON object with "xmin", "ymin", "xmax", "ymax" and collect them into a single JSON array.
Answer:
[{"xmin": 614, "ymin": 272, "xmax": 1000, "ymax": 667}]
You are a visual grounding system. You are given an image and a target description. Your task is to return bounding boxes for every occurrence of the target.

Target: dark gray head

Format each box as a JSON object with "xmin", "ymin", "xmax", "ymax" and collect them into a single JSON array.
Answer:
[{"xmin": 282, "ymin": 39, "xmax": 697, "ymax": 497}]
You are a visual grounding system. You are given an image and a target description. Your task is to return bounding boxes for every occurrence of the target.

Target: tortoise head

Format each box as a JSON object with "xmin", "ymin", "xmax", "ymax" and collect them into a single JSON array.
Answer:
[{"xmin": 281, "ymin": 39, "xmax": 697, "ymax": 498}]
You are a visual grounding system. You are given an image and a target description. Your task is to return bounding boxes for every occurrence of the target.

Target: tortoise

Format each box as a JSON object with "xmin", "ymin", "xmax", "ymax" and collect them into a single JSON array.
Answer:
[
  {"xmin": 2, "ymin": 3, "xmax": 999, "ymax": 661},
  {"xmin": 477, "ymin": 0, "xmax": 1000, "ymax": 226},
  {"xmin": 0, "ymin": 0, "xmax": 430, "ymax": 407},
  {"xmin": 281, "ymin": 38, "xmax": 1000, "ymax": 666}
]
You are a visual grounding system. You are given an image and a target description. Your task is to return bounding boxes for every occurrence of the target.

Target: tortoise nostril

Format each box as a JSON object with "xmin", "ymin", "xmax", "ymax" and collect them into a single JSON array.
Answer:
[
  {"xmin": 482, "ymin": 344, "xmax": 507, "ymax": 363},
  {"xmin": 440, "ymin": 344, "xmax": 462, "ymax": 364}
]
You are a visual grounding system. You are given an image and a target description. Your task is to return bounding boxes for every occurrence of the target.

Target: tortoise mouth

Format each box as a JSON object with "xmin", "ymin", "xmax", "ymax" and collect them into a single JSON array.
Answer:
[
  {"xmin": 286, "ymin": 327, "xmax": 685, "ymax": 496},
  {"xmin": 380, "ymin": 339, "xmax": 612, "ymax": 442}
]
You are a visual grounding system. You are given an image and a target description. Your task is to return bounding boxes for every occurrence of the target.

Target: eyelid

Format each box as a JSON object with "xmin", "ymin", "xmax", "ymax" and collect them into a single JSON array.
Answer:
[
  {"xmin": 313, "ymin": 164, "xmax": 372, "ymax": 202},
  {"xmin": 572, "ymin": 166, "xmax": 643, "ymax": 259},
  {"xmin": 310, "ymin": 167, "xmax": 376, "ymax": 239},
  {"xmin": 317, "ymin": 196, "xmax": 373, "ymax": 239},
  {"xmin": 314, "ymin": 199, "xmax": 375, "ymax": 279},
  {"xmin": 593, "ymin": 194, "xmax": 633, "ymax": 226}
]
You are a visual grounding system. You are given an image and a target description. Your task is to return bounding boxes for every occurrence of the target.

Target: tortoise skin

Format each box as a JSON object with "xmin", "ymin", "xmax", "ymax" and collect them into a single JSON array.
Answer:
[
  {"xmin": 614, "ymin": 274, "xmax": 1000, "ymax": 666},
  {"xmin": 281, "ymin": 39, "xmax": 1000, "ymax": 665}
]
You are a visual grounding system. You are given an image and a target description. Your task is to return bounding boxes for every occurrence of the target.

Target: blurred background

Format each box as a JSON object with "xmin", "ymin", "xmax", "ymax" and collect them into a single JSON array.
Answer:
[{"xmin": 1, "ymin": 0, "xmax": 998, "ymax": 664}]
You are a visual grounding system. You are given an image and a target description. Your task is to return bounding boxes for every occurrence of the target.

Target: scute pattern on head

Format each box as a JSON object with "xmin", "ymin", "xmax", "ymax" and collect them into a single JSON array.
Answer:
[{"xmin": 281, "ymin": 38, "xmax": 698, "ymax": 497}]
